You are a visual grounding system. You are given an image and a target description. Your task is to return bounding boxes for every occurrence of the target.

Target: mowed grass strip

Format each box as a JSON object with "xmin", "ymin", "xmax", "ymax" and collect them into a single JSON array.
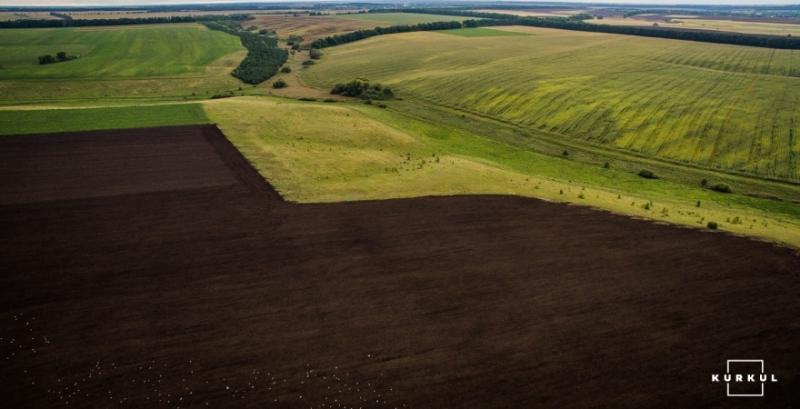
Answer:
[
  {"xmin": 204, "ymin": 97, "xmax": 800, "ymax": 247},
  {"xmin": 0, "ymin": 24, "xmax": 242, "ymax": 79},
  {"xmin": 439, "ymin": 28, "xmax": 533, "ymax": 37},
  {"xmin": 0, "ymin": 104, "xmax": 209, "ymax": 135},
  {"xmin": 302, "ymin": 27, "xmax": 800, "ymax": 181}
]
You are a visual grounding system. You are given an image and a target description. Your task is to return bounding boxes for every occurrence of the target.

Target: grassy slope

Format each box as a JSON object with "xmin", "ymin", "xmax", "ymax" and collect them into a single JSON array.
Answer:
[
  {"xmin": 0, "ymin": 24, "xmax": 246, "ymax": 105},
  {"xmin": 204, "ymin": 97, "xmax": 800, "ymax": 247},
  {"xmin": 332, "ymin": 12, "xmax": 474, "ymax": 25},
  {"xmin": 0, "ymin": 104, "xmax": 208, "ymax": 135},
  {"xmin": 302, "ymin": 27, "xmax": 800, "ymax": 182}
]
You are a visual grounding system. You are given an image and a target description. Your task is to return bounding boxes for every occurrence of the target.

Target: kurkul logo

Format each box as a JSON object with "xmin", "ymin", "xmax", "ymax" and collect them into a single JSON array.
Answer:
[{"xmin": 711, "ymin": 359, "xmax": 778, "ymax": 397}]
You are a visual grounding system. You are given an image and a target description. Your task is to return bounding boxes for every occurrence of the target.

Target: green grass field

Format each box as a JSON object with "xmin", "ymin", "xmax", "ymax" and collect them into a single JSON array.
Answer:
[
  {"xmin": 0, "ymin": 24, "xmax": 242, "ymax": 79},
  {"xmin": 0, "ymin": 103, "xmax": 208, "ymax": 135},
  {"xmin": 0, "ymin": 24, "xmax": 246, "ymax": 104},
  {"xmin": 332, "ymin": 12, "xmax": 474, "ymax": 25},
  {"xmin": 302, "ymin": 27, "xmax": 800, "ymax": 183},
  {"xmin": 205, "ymin": 97, "xmax": 800, "ymax": 247}
]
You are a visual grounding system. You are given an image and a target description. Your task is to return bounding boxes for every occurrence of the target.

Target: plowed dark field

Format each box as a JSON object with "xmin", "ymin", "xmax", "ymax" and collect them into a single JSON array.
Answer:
[{"xmin": 1, "ymin": 125, "xmax": 799, "ymax": 408}]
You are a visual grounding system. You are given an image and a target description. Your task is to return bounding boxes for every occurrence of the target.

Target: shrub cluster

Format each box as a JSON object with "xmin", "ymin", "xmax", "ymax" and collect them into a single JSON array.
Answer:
[
  {"xmin": 709, "ymin": 183, "xmax": 732, "ymax": 193},
  {"xmin": 38, "ymin": 51, "xmax": 76, "ymax": 65},
  {"xmin": 330, "ymin": 79, "xmax": 394, "ymax": 100},
  {"xmin": 637, "ymin": 169, "xmax": 658, "ymax": 179}
]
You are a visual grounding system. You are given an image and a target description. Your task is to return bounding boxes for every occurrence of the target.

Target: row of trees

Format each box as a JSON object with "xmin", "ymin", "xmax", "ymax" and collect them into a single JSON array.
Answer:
[
  {"xmin": 310, "ymin": 21, "xmax": 461, "ymax": 49},
  {"xmin": 203, "ymin": 20, "xmax": 287, "ymax": 84},
  {"xmin": 362, "ymin": 9, "xmax": 800, "ymax": 49},
  {"xmin": 0, "ymin": 14, "xmax": 248, "ymax": 29}
]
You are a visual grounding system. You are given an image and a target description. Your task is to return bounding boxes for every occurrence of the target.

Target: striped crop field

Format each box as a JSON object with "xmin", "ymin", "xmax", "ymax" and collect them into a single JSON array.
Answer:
[{"xmin": 303, "ymin": 26, "xmax": 800, "ymax": 181}]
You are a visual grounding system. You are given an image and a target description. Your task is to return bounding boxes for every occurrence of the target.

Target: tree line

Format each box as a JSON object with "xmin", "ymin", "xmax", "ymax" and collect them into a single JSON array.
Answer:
[
  {"xmin": 203, "ymin": 20, "xmax": 287, "ymax": 84},
  {"xmin": 358, "ymin": 9, "xmax": 800, "ymax": 50},
  {"xmin": 310, "ymin": 21, "xmax": 461, "ymax": 49},
  {"xmin": 0, "ymin": 14, "xmax": 247, "ymax": 29}
]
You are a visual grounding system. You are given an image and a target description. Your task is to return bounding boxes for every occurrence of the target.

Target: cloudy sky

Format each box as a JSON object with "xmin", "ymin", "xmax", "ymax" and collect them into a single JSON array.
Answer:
[{"xmin": 2, "ymin": 0, "xmax": 798, "ymax": 6}]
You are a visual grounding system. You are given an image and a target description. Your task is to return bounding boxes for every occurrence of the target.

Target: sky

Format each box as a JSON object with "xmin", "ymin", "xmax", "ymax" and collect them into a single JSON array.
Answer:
[{"xmin": 1, "ymin": 0, "xmax": 798, "ymax": 7}]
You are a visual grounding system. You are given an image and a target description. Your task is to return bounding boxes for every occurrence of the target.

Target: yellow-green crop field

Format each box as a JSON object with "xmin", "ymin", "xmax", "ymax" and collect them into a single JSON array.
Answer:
[{"xmin": 303, "ymin": 26, "xmax": 800, "ymax": 182}]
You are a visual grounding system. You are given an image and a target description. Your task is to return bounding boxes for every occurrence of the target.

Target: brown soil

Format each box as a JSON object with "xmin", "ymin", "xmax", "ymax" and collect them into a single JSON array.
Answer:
[{"xmin": 1, "ymin": 125, "xmax": 799, "ymax": 408}]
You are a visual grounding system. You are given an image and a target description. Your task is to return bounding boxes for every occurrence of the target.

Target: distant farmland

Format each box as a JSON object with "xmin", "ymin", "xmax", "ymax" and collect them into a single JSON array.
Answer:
[
  {"xmin": 248, "ymin": 12, "xmax": 475, "ymax": 41},
  {"xmin": 304, "ymin": 26, "xmax": 800, "ymax": 181},
  {"xmin": 247, "ymin": 14, "xmax": 378, "ymax": 40},
  {"xmin": 0, "ymin": 24, "xmax": 245, "ymax": 103},
  {"xmin": 331, "ymin": 12, "xmax": 475, "ymax": 25},
  {"xmin": 590, "ymin": 16, "xmax": 800, "ymax": 37}
]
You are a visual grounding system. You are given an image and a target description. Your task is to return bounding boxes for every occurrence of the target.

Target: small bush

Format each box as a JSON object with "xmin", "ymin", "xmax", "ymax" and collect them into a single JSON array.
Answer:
[
  {"xmin": 272, "ymin": 79, "xmax": 288, "ymax": 89},
  {"xmin": 298, "ymin": 97, "xmax": 316, "ymax": 101},
  {"xmin": 323, "ymin": 98, "xmax": 337, "ymax": 103},
  {"xmin": 710, "ymin": 183, "xmax": 732, "ymax": 193},
  {"xmin": 707, "ymin": 221, "xmax": 719, "ymax": 230},
  {"xmin": 286, "ymin": 34, "xmax": 304, "ymax": 45},
  {"xmin": 700, "ymin": 178, "xmax": 708, "ymax": 187},
  {"xmin": 638, "ymin": 169, "xmax": 658, "ymax": 179},
  {"xmin": 211, "ymin": 91, "xmax": 234, "ymax": 99},
  {"xmin": 302, "ymin": 60, "xmax": 315, "ymax": 66},
  {"xmin": 603, "ymin": 162, "xmax": 610, "ymax": 169},
  {"xmin": 280, "ymin": 66, "xmax": 291, "ymax": 73},
  {"xmin": 562, "ymin": 150, "xmax": 569, "ymax": 157},
  {"xmin": 309, "ymin": 48, "xmax": 323, "ymax": 59}
]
